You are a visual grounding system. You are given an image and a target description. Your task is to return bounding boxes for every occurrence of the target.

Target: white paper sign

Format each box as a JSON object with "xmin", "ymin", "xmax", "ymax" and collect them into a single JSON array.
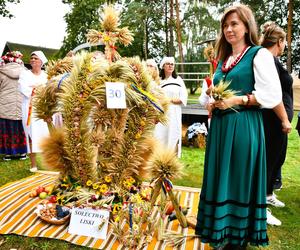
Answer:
[
  {"xmin": 68, "ymin": 208, "xmax": 110, "ymax": 239},
  {"xmin": 105, "ymin": 82, "xmax": 126, "ymax": 109}
]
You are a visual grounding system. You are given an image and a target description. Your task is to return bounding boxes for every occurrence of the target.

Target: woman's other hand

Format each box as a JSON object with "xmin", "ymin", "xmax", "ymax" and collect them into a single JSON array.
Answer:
[
  {"xmin": 281, "ymin": 119, "xmax": 292, "ymax": 134},
  {"xmin": 206, "ymin": 86, "xmax": 213, "ymax": 96},
  {"xmin": 170, "ymin": 98, "xmax": 182, "ymax": 105},
  {"xmin": 205, "ymin": 103, "xmax": 215, "ymax": 113}
]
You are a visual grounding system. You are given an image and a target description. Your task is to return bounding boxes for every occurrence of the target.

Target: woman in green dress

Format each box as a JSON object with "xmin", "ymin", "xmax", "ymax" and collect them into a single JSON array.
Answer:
[{"xmin": 195, "ymin": 4, "xmax": 291, "ymax": 250}]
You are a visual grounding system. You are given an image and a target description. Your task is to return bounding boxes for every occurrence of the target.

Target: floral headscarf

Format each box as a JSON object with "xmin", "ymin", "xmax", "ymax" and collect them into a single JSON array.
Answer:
[{"xmin": 1, "ymin": 51, "xmax": 24, "ymax": 65}]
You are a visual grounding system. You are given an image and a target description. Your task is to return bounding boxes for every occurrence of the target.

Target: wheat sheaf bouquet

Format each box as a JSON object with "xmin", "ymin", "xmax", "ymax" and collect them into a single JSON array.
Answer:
[
  {"xmin": 31, "ymin": 5, "xmax": 190, "ymax": 249},
  {"xmin": 211, "ymin": 80, "xmax": 238, "ymax": 101},
  {"xmin": 211, "ymin": 80, "xmax": 239, "ymax": 112}
]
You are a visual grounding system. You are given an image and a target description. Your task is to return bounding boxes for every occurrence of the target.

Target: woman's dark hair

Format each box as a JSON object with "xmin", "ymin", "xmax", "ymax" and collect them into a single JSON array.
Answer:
[{"xmin": 159, "ymin": 68, "xmax": 178, "ymax": 80}]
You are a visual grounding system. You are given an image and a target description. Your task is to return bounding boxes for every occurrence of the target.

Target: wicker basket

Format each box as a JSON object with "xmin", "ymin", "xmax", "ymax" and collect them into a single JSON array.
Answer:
[
  {"xmin": 35, "ymin": 203, "xmax": 71, "ymax": 225},
  {"xmin": 39, "ymin": 213, "xmax": 71, "ymax": 225}
]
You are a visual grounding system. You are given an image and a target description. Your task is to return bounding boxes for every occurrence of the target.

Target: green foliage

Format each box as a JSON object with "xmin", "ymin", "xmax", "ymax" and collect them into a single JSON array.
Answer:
[
  {"xmin": 0, "ymin": 0, "xmax": 20, "ymax": 18},
  {"xmin": 181, "ymin": 1, "xmax": 219, "ymax": 92},
  {"xmin": 119, "ymin": 0, "xmax": 166, "ymax": 60}
]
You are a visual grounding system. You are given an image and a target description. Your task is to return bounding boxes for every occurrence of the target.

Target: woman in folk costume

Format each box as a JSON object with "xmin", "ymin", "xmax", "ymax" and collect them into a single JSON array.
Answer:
[
  {"xmin": 19, "ymin": 51, "xmax": 49, "ymax": 172},
  {"xmin": 154, "ymin": 56, "xmax": 188, "ymax": 158},
  {"xmin": 0, "ymin": 51, "xmax": 27, "ymax": 160},
  {"xmin": 195, "ymin": 4, "xmax": 291, "ymax": 250}
]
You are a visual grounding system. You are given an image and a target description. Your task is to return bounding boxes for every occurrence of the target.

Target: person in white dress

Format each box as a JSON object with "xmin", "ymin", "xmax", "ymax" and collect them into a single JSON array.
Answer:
[
  {"xmin": 19, "ymin": 51, "xmax": 49, "ymax": 172},
  {"xmin": 154, "ymin": 56, "xmax": 188, "ymax": 157}
]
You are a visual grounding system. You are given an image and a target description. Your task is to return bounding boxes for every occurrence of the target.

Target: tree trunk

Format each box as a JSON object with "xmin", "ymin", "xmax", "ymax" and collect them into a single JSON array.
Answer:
[
  {"xmin": 175, "ymin": 0, "xmax": 184, "ymax": 74},
  {"xmin": 165, "ymin": 0, "xmax": 169, "ymax": 55},
  {"xmin": 287, "ymin": 0, "xmax": 293, "ymax": 73},
  {"xmin": 169, "ymin": 0, "xmax": 175, "ymax": 56},
  {"xmin": 144, "ymin": 18, "xmax": 149, "ymax": 59}
]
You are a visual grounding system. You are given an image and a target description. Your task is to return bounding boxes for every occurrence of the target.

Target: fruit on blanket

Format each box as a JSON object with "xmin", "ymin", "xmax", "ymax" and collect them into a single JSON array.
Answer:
[
  {"xmin": 41, "ymin": 199, "xmax": 50, "ymax": 205},
  {"xmin": 44, "ymin": 185, "xmax": 54, "ymax": 194},
  {"xmin": 39, "ymin": 192, "xmax": 48, "ymax": 199},
  {"xmin": 29, "ymin": 189, "xmax": 38, "ymax": 197},
  {"xmin": 49, "ymin": 195, "xmax": 57, "ymax": 203},
  {"xmin": 36, "ymin": 186, "xmax": 45, "ymax": 195}
]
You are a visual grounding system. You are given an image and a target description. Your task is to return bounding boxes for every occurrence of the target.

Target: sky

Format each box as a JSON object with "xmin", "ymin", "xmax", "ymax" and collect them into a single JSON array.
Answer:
[{"xmin": 0, "ymin": 0, "xmax": 70, "ymax": 53}]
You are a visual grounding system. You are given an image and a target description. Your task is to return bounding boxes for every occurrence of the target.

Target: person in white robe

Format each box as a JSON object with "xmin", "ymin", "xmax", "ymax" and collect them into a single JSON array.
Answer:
[
  {"xmin": 19, "ymin": 51, "xmax": 49, "ymax": 172},
  {"xmin": 154, "ymin": 57, "xmax": 188, "ymax": 157}
]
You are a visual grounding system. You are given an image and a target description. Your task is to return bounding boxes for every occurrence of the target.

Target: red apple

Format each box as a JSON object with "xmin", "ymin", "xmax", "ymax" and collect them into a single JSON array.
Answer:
[
  {"xmin": 49, "ymin": 195, "xmax": 57, "ymax": 203},
  {"xmin": 36, "ymin": 186, "xmax": 45, "ymax": 195}
]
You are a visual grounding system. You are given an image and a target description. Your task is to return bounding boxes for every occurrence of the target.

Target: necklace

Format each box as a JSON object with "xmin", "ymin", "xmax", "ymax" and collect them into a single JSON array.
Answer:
[{"xmin": 221, "ymin": 46, "xmax": 249, "ymax": 73}]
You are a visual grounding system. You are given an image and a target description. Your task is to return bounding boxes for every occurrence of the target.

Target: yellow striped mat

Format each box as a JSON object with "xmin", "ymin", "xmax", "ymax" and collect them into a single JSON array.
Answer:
[{"xmin": 0, "ymin": 173, "xmax": 211, "ymax": 250}]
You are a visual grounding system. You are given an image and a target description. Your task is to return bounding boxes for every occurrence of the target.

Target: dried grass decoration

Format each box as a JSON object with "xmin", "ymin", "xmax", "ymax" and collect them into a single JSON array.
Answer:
[
  {"xmin": 212, "ymin": 80, "xmax": 239, "ymax": 112},
  {"xmin": 147, "ymin": 148, "xmax": 188, "ymax": 228},
  {"xmin": 31, "ymin": 5, "xmax": 189, "ymax": 249},
  {"xmin": 86, "ymin": 6, "xmax": 133, "ymax": 62}
]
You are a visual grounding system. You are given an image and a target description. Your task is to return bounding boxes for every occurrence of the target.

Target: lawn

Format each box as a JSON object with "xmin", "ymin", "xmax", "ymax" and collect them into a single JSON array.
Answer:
[{"xmin": 0, "ymin": 114, "xmax": 299, "ymax": 249}]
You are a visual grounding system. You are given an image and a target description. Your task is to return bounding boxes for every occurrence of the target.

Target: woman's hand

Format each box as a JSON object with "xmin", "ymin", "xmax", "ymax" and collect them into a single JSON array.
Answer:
[
  {"xmin": 205, "ymin": 103, "xmax": 215, "ymax": 113},
  {"xmin": 206, "ymin": 86, "xmax": 213, "ymax": 96},
  {"xmin": 214, "ymin": 96, "xmax": 237, "ymax": 110},
  {"xmin": 170, "ymin": 98, "xmax": 182, "ymax": 105},
  {"xmin": 281, "ymin": 120, "xmax": 292, "ymax": 134},
  {"xmin": 273, "ymin": 102, "xmax": 292, "ymax": 134}
]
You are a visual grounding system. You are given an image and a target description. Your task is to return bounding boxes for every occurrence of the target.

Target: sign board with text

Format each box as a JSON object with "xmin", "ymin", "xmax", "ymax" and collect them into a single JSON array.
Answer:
[
  {"xmin": 105, "ymin": 82, "xmax": 126, "ymax": 109},
  {"xmin": 68, "ymin": 208, "xmax": 110, "ymax": 239}
]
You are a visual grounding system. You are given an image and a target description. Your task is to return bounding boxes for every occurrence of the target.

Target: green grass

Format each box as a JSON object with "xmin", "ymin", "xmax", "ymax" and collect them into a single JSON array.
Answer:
[
  {"xmin": 187, "ymin": 92, "xmax": 201, "ymax": 104},
  {"xmin": 175, "ymin": 146, "xmax": 205, "ymax": 188},
  {"xmin": 0, "ymin": 114, "xmax": 299, "ymax": 249}
]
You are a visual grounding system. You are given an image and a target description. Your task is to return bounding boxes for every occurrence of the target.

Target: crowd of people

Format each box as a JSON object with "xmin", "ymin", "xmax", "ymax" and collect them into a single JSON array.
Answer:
[
  {"xmin": 0, "ymin": 3, "xmax": 299, "ymax": 249},
  {"xmin": 0, "ymin": 50, "xmax": 50, "ymax": 172}
]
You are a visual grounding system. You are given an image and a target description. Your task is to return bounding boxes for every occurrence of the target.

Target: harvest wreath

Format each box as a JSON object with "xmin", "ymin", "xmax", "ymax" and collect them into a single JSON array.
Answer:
[{"xmin": 29, "ymin": 5, "xmax": 195, "ymax": 249}]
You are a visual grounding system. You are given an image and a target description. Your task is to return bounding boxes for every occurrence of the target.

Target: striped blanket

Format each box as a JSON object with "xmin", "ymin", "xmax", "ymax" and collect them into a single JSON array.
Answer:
[{"xmin": 0, "ymin": 173, "xmax": 211, "ymax": 249}]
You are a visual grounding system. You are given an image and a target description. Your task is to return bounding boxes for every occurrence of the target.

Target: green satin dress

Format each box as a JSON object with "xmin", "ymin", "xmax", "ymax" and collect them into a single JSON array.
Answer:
[{"xmin": 195, "ymin": 46, "xmax": 269, "ymax": 247}]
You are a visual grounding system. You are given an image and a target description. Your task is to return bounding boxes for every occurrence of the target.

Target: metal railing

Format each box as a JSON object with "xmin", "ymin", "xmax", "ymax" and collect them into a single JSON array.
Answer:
[{"xmin": 176, "ymin": 62, "xmax": 210, "ymax": 84}]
